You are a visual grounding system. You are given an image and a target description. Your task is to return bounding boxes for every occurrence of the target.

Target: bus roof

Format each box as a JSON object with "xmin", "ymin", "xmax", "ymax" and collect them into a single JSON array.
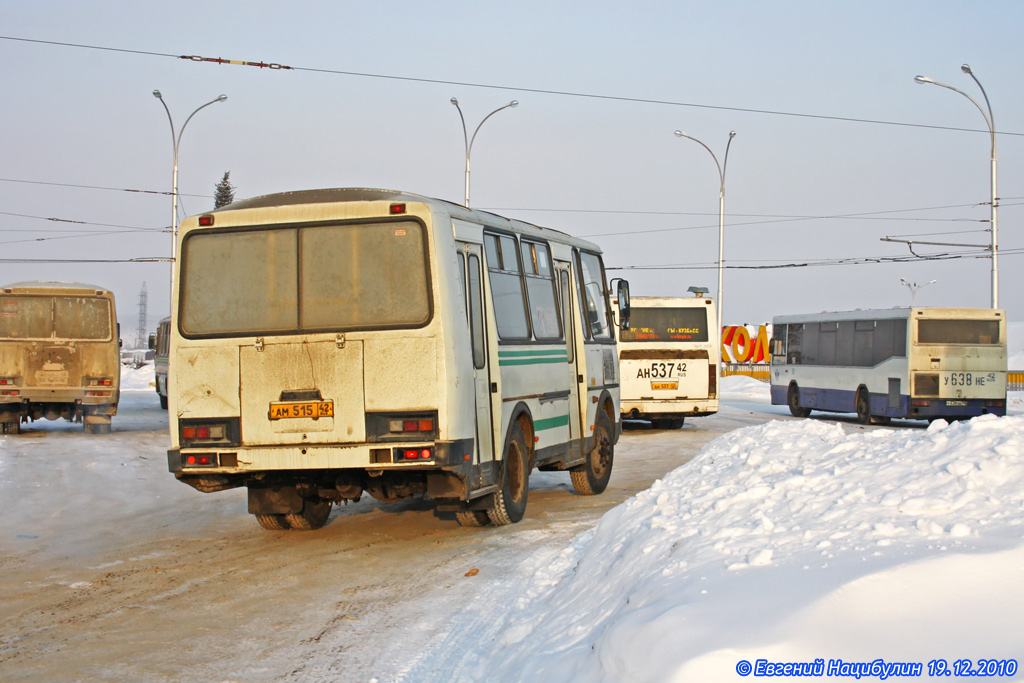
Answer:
[
  {"xmin": 629, "ymin": 296, "xmax": 715, "ymax": 306},
  {"xmin": 2, "ymin": 281, "xmax": 112, "ymax": 295},
  {"xmin": 203, "ymin": 187, "xmax": 605, "ymax": 253},
  {"xmin": 772, "ymin": 307, "xmax": 1003, "ymax": 324}
]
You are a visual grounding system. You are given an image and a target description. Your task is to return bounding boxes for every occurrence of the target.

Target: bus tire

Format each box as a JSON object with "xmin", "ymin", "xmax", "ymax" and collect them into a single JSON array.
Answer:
[
  {"xmin": 571, "ymin": 409, "xmax": 614, "ymax": 495},
  {"xmin": 788, "ymin": 384, "xmax": 811, "ymax": 418},
  {"xmin": 855, "ymin": 389, "xmax": 872, "ymax": 425},
  {"xmin": 487, "ymin": 421, "xmax": 529, "ymax": 526},
  {"xmin": 159, "ymin": 394, "xmax": 168, "ymax": 410},
  {"xmin": 667, "ymin": 418, "xmax": 685, "ymax": 429},
  {"xmin": 455, "ymin": 510, "xmax": 491, "ymax": 527},
  {"xmin": 255, "ymin": 513, "xmax": 290, "ymax": 530},
  {"xmin": 284, "ymin": 498, "xmax": 333, "ymax": 530}
]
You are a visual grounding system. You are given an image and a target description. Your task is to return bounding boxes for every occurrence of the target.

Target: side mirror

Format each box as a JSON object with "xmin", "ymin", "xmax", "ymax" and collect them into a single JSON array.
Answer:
[
  {"xmin": 148, "ymin": 333, "xmax": 157, "ymax": 350},
  {"xmin": 614, "ymin": 279, "xmax": 630, "ymax": 330}
]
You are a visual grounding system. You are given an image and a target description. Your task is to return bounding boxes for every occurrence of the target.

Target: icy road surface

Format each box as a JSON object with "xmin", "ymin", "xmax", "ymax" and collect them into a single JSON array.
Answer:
[{"xmin": 0, "ymin": 374, "xmax": 787, "ymax": 681}]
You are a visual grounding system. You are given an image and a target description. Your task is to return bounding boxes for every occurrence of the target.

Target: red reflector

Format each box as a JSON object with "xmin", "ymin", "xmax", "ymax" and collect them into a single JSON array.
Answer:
[
  {"xmin": 198, "ymin": 215, "xmax": 215, "ymax": 226},
  {"xmin": 418, "ymin": 419, "xmax": 434, "ymax": 432},
  {"xmin": 420, "ymin": 449, "xmax": 432, "ymax": 459},
  {"xmin": 389, "ymin": 203, "xmax": 406, "ymax": 214},
  {"xmin": 182, "ymin": 427, "xmax": 196, "ymax": 439},
  {"xmin": 187, "ymin": 455, "xmax": 196, "ymax": 464},
  {"xmin": 403, "ymin": 420, "xmax": 418, "ymax": 432},
  {"xmin": 197, "ymin": 427, "xmax": 210, "ymax": 439}
]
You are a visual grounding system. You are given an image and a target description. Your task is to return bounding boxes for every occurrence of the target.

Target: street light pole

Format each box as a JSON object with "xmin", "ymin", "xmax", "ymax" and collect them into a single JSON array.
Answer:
[
  {"xmin": 152, "ymin": 90, "xmax": 227, "ymax": 296},
  {"xmin": 914, "ymin": 65, "xmax": 998, "ymax": 309},
  {"xmin": 674, "ymin": 130, "xmax": 736, "ymax": 327},
  {"xmin": 900, "ymin": 278, "xmax": 937, "ymax": 307},
  {"xmin": 450, "ymin": 97, "xmax": 518, "ymax": 208}
]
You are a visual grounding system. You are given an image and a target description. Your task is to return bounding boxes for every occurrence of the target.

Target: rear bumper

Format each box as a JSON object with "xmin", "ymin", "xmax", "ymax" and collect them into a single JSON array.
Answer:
[{"xmin": 168, "ymin": 438, "xmax": 474, "ymax": 474}]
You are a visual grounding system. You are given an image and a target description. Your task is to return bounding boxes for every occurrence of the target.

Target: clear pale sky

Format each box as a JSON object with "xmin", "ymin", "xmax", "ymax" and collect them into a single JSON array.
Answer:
[{"xmin": 2, "ymin": 1, "xmax": 1021, "ymax": 342}]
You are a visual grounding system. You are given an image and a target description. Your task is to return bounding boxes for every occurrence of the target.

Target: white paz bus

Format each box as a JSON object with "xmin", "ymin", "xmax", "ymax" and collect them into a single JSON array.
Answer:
[
  {"xmin": 617, "ymin": 294, "xmax": 719, "ymax": 428},
  {"xmin": 770, "ymin": 307, "xmax": 1006, "ymax": 423},
  {"xmin": 167, "ymin": 188, "xmax": 630, "ymax": 530}
]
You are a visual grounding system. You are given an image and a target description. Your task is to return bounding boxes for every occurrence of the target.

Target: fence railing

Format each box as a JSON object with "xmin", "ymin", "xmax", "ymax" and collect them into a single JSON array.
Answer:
[
  {"xmin": 722, "ymin": 364, "xmax": 1024, "ymax": 392},
  {"xmin": 721, "ymin": 363, "xmax": 771, "ymax": 382},
  {"xmin": 1010, "ymin": 372, "xmax": 1024, "ymax": 392}
]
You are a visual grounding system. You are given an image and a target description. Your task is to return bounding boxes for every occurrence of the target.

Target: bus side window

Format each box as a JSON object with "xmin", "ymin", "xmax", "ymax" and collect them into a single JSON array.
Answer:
[{"xmin": 576, "ymin": 250, "xmax": 612, "ymax": 340}]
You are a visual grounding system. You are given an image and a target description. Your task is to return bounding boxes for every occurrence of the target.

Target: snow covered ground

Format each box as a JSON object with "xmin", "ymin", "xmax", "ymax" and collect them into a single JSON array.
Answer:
[
  {"xmin": 412, "ymin": 377, "xmax": 1024, "ymax": 682},
  {"xmin": 3, "ymin": 367, "xmax": 1023, "ymax": 681}
]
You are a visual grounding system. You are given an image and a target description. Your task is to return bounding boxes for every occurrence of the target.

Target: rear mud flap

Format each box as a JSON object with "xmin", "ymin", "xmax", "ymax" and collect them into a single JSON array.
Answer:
[{"xmin": 248, "ymin": 486, "xmax": 304, "ymax": 515}]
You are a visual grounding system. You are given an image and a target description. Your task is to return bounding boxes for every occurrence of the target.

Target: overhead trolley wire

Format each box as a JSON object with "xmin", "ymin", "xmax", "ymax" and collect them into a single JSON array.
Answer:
[{"xmin": 2, "ymin": 35, "xmax": 1022, "ymax": 137}]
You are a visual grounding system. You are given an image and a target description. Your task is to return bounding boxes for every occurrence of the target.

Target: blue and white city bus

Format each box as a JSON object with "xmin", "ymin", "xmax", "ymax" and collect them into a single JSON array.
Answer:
[{"xmin": 770, "ymin": 307, "xmax": 1006, "ymax": 424}]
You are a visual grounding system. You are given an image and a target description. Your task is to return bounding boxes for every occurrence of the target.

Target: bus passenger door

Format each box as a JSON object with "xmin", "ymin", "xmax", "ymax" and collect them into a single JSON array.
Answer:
[
  {"xmin": 465, "ymin": 246, "xmax": 495, "ymax": 466},
  {"xmin": 558, "ymin": 264, "xmax": 584, "ymax": 462}
]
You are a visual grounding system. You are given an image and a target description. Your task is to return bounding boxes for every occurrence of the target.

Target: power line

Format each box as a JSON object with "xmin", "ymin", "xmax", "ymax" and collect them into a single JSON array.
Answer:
[
  {"xmin": 0, "ymin": 210, "xmax": 164, "ymax": 232},
  {"xmin": 3, "ymin": 35, "xmax": 1023, "ymax": 137},
  {"xmin": 0, "ymin": 177, "xmax": 210, "ymax": 198},
  {"xmin": 608, "ymin": 246, "xmax": 1024, "ymax": 272}
]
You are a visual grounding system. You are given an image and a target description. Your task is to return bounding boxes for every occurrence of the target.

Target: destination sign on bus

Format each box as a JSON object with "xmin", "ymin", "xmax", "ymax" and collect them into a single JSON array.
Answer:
[{"xmin": 618, "ymin": 307, "xmax": 708, "ymax": 343}]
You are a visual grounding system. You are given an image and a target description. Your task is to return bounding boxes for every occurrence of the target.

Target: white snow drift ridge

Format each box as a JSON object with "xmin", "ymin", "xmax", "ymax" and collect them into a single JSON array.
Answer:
[{"xmin": 438, "ymin": 416, "xmax": 1024, "ymax": 682}]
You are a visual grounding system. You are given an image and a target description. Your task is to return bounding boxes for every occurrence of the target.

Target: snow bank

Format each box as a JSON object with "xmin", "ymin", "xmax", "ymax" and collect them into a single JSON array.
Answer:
[
  {"xmin": 719, "ymin": 374, "xmax": 770, "ymax": 401},
  {"xmin": 453, "ymin": 416, "xmax": 1024, "ymax": 682},
  {"xmin": 120, "ymin": 363, "xmax": 155, "ymax": 392}
]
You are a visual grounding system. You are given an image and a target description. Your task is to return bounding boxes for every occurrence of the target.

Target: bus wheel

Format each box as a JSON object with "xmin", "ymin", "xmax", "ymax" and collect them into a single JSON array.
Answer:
[
  {"xmin": 455, "ymin": 510, "xmax": 491, "ymax": 527},
  {"xmin": 84, "ymin": 423, "xmax": 111, "ymax": 435},
  {"xmin": 255, "ymin": 513, "xmax": 290, "ymax": 530},
  {"xmin": 571, "ymin": 410, "xmax": 614, "ymax": 495},
  {"xmin": 1, "ymin": 421, "xmax": 19, "ymax": 435},
  {"xmin": 856, "ymin": 389, "xmax": 872, "ymax": 425},
  {"xmin": 788, "ymin": 385, "xmax": 811, "ymax": 418},
  {"xmin": 667, "ymin": 418, "xmax": 685, "ymax": 430},
  {"xmin": 159, "ymin": 394, "xmax": 168, "ymax": 410},
  {"xmin": 487, "ymin": 422, "xmax": 529, "ymax": 525},
  {"xmin": 284, "ymin": 498, "xmax": 333, "ymax": 530}
]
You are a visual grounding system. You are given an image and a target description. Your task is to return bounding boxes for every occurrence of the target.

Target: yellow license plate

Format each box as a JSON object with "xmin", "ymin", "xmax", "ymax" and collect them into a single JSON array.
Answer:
[
  {"xmin": 651, "ymin": 382, "xmax": 678, "ymax": 390},
  {"xmin": 269, "ymin": 401, "xmax": 334, "ymax": 420}
]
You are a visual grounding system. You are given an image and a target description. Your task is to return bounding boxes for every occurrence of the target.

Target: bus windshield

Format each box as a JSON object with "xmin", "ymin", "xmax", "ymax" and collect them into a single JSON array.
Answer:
[
  {"xmin": 619, "ymin": 307, "xmax": 709, "ymax": 343},
  {"xmin": 0, "ymin": 296, "xmax": 111, "ymax": 340},
  {"xmin": 180, "ymin": 221, "xmax": 431, "ymax": 337},
  {"xmin": 917, "ymin": 319, "xmax": 1000, "ymax": 345}
]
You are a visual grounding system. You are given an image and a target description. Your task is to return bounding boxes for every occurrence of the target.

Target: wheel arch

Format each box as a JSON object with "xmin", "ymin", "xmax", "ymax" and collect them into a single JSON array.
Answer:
[{"xmin": 504, "ymin": 401, "xmax": 535, "ymax": 467}]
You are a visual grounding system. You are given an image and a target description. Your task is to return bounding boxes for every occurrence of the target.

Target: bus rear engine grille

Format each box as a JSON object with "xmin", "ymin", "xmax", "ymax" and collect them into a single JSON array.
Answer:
[{"xmin": 914, "ymin": 373, "xmax": 939, "ymax": 397}]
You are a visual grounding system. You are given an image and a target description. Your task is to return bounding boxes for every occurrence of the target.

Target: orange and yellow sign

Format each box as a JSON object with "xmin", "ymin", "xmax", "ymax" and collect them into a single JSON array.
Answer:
[{"xmin": 721, "ymin": 325, "xmax": 771, "ymax": 363}]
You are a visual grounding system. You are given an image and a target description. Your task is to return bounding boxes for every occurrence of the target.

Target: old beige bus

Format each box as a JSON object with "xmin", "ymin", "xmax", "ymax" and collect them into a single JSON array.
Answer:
[
  {"xmin": 167, "ymin": 189, "xmax": 629, "ymax": 530},
  {"xmin": 0, "ymin": 281, "xmax": 121, "ymax": 434}
]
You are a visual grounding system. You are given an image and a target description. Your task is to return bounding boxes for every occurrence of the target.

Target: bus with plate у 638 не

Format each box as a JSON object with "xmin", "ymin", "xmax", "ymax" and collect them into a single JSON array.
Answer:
[{"xmin": 770, "ymin": 307, "xmax": 1006, "ymax": 424}]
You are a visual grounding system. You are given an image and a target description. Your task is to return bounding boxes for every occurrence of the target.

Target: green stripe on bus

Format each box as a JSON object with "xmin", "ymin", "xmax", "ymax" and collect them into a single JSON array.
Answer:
[
  {"xmin": 534, "ymin": 415, "xmax": 570, "ymax": 431},
  {"xmin": 498, "ymin": 350, "xmax": 569, "ymax": 358},
  {"xmin": 499, "ymin": 357, "xmax": 568, "ymax": 366},
  {"xmin": 498, "ymin": 349, "xmax": 568, "ymax": 366}
]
